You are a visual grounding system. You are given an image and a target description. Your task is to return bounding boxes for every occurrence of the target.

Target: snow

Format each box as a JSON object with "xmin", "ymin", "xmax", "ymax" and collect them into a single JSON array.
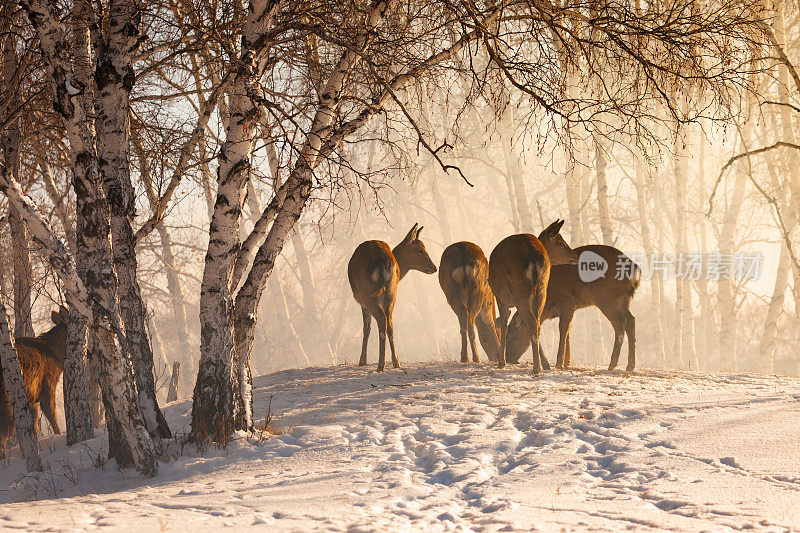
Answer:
[{"xmin": 1, "ymin": 362, "xmax": 799, "ymax": 531}]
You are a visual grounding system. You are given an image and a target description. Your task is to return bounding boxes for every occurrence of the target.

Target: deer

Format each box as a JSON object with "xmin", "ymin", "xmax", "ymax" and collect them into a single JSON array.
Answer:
[
  {"xmin": 488, "ymin": 220, "xmax": 579, "ymax": 373},
  {"xmin": 1, "ymin": 306, "xmax": 68, "ymax": 457},
  {"xmin": 438, "ymin": 242, "xmax": 501, "ymax": 364},
  {"xmin": 348, "ymin": 223, "xmax": 437, "ymax": 372},
  {"xmin": 505, "ymin": 245, "xmax": 641, "ymax": 371}
]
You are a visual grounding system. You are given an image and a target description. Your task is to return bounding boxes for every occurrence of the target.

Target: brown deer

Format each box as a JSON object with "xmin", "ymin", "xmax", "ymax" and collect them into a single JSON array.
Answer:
[
  {"xmin": 1, "ymin": 306, "xmax": 68, "ymax": 456},
  {"xmin": 505, "ymin": 245, "xmax": 640, "ymax": 371},
  {"xmin": 348, "ymin": 223, "xmax": 437, "ymax": 372},
  {"xmin": 438, "ymin": 242, "xmax": 501, "ymax": 363},
  {"xmin": 488, "ymin": 220, "xmax": 578, "ymax": 372}
]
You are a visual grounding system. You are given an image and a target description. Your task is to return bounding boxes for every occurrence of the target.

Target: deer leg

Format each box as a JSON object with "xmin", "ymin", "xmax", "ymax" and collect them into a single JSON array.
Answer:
[
  {"xmin": 530, "ymin": 289, "xmax": 546, "ymax": 374},
  {"xmin": 387, "ymin": 314, "xmax": 400, "ymax": 369},
  {"xmin": 537, "ymin": 343, "xmax": 551, "ymax": 371},
  {"xmin": 497, "ymin": 305, "xmax": 510, "ymax": 368},
  {"xmin": 40, "ymin": 385, "xmax": 61, "ymax": 435},
  {"xmin": 369, "ymin": 304, "xmax": 388, "ymax": 372},
  {"xmin": 602, "ymin": 309, "xmax": 626, "ymax": 371},
  {"xmin": 457, "ymin": 309, "xmax": 469, "ymax": 363},
  {"xmin": 358, "ymin": 306, "xmax": 371, "ymax": 366},
  {"xmin": 625, "ymin": 311, "xmax": 636, "ymax": 372},
  {"xmin": 556, "ymin": 310, "xmax": 574, "ymax": 369},
  {"xmin": 565, "ymin": 333, "xmax": 572, "ymax": 368},
  {"xmin": 467, "ymin": 312, "xmax": 480, "ymax": 363},
  {"xmin": 528, "ymin": 314, "xmax": 542, "ymax": 374}
]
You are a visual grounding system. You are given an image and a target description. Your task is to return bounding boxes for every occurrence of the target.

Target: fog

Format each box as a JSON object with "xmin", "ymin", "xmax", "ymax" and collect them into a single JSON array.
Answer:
[{"xmin": 104, "ymin": 106, "xmax": 798, "ymax": 402}]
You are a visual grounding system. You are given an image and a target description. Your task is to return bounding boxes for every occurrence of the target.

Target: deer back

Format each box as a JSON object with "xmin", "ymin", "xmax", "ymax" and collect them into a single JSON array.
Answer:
[
  {"xmin": 488, "ymin": 233, "xmax": 552, "ymax": 307},
  {"xmin": 348, "ymin": 240, "xmax": 399, "ymax": 305},
  {"xmin": 439, "ymin": 242, "xmax": 500, "ymax": 360},
  {"xmin": 505, "ymin": 245, "xmax": 640, "ymax": 362},
  {"xmin": 544, "ymin": 245, "xmax": 640, "ymax": 319},
  {"xmin": 439, "ymin": 242, "xmax": 493, "ymax": 314}
]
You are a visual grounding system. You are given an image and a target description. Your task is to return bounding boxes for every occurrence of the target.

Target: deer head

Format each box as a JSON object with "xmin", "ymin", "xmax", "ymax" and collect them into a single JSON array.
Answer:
[
  {"xmin": 393, "ymin": 223, "xmax": 437, "ymax": 278},
  {"xmin": 538, "ymin": 219, "xmax": 578, "ymax": 266}
]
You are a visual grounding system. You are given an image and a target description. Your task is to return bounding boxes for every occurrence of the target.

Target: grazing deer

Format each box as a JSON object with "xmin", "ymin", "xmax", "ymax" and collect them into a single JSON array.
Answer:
[
  {"xmin": 505, "ymin": 245, "xmax": 641, "ymax": 371},
  {"xmin": 488, "ymin": 220, "xmax": 578, "ymax": 372},
  {"xmin": 1, "ymin": 306, "xmax": 68, "ymax": 456},
  {"xmin": 348, "ymin": 223, "xmax": 437, "ymax": 372},
  {"xmin": 438, "ymin": 242, "xmax": 501, "ymax": 363}
]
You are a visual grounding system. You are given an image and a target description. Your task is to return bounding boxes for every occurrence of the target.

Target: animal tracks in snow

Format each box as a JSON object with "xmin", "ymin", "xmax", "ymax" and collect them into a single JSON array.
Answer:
[{"xmin": 0, "ymin": 362, "xmax": 799, "ymax": 531}]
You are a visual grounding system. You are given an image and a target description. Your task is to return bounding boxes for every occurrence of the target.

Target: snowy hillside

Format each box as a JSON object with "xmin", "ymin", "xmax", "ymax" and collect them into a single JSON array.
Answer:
[{"xmin": 1, "ymin": 363, "xmax": 799, "ymax": 531}]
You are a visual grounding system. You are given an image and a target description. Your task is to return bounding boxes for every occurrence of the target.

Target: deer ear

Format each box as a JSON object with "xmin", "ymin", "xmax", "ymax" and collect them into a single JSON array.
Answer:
[
  {"xmin": 402, "ymin": 223, "xmax": 419, "ymax": 243},
  {"xmin": 51, "ymin": 310, "xmax": 62, "ymax": 325},
  {"xmin": 415, "ymin": 225, "xmax": 424, "ymax": 240},
  {"xmin": 59, "ymin": 305, "xmax": 69, "ymax": 321},
  {"xmin": 539, "ymin": 219, "xmax": 565, "ymax": 240}
]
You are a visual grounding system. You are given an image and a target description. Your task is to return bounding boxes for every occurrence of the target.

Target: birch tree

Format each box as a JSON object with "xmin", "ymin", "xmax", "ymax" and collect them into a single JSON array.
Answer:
[
  {"xmin": 16, "ymin": 0, "xmax": 158, "ymax": 475},
  {"xmin": 0, "ymin": 294, "xmax": 41, "ymax": 471}
]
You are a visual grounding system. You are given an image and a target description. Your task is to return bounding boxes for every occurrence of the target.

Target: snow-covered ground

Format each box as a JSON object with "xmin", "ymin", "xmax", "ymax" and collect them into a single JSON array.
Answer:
[{"xmin": 1, "ymin": 362, "xmax": 799, "ymax": 531}]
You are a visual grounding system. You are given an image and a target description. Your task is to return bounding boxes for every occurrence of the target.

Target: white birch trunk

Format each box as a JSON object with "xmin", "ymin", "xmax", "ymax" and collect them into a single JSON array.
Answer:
[
  {"xmin": 191, "ymin": 1, "xmax": 277, "ymax": 437},
  {"xmin": 595, "ymin": 136, "xmax": 613, "ymax": 245},
  {"xmin": 1, "ymin": 29, "xmax": 34, "ymax": 339},
  {"xmin": 18, "ymin": 0, "xmax": 157, "ymax": 474},
  {"xmin": 759, "ymin": 0, "xmax": 799, "ymax": 373},
  {"xmin": 0, "ymin": 296, "xmax": 42, "ymax": 471},
  {"xmin": 94, "ymin": 0, "xmax": 170, "ymax": 440},
  {"xmin": 634, "ymin": 155, "xmax": 667, "ymax": 362},
  {"xmin": 64, "ymin": 313, "xmax": 94, "ymax": 444}
]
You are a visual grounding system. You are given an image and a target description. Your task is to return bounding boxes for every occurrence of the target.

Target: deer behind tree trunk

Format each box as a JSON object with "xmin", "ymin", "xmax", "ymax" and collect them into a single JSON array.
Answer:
[{"xmin": 0, "ymin": 307, "xmax": 69, "ymax": 456}]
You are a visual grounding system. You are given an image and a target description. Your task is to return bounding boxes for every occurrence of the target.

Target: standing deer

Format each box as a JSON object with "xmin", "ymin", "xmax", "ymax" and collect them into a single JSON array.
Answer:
[
  {"xmin": 1, "ymin": 306, "xmax": 68, "ymax": 456},
  {"xmin": 488, "ymin": 220, "xmax": 578, "ymax": 372},
  {"xmin": 348, "ymin": 223, "xmax": 437, "ymax": 371},
  {"xmin": 438, "ymin": 242, "xmax": 501, "ymax": 363},
  {"xmin": 506, "ymin": 245, "xmax": 641, "ymax": 371}
]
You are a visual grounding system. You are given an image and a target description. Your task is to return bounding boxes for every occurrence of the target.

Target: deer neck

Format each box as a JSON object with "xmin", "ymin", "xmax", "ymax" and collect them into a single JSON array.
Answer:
[{"xmin": 393, "ymin": 244, "xmax": 411, "ymax": 281}]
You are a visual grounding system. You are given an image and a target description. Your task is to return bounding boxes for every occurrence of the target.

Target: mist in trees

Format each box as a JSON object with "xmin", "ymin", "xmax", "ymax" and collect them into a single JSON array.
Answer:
[{"xmin": 0, "ymin": 0, "xmax": 798, "ymax": 473}]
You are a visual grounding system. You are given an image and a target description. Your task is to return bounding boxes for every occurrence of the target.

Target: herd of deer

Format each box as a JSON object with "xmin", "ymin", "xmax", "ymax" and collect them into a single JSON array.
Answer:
[
  {"xmin": 0, "ymin": 220, "xmax": 639, "ymax": 458},
  {"xmin": 348, "ymin": 221, "xmax": 641, "ymax": 374}
]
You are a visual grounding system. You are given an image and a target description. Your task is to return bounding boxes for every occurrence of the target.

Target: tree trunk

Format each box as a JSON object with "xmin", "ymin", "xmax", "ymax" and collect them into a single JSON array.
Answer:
[
  {"xmin": 674, "ymin": 120, "xmax": 696, "ymax": 367},
  {"xmin": 94, "ymin": 0, "xmax": 170, "ymax": 441},
  {"xmin": 85, "ymin": 332, "xmax": 104, "ymax": 429},
  {"xmin": 18, "ymin": 0, "xmax": 157, "ymax": 475},
  {"xmin": 291, "ymin": 227, "xmax": 335, "ymax": 363},
  {"xmin": 233, "ymin": 171, "xmax": 313, "ymax": 429},
  {"xmin": 595, "ymin": 136, "xmax": 613, "ymax": 245},
  {"xmin": 167, "ymin": 362, "xmax": 180, "ymax": 403},
  {"xmin": 634, "ymin": 155, "xmax": 667, "ymax": 363},
  {"xmin": 195, "ymin": 0, "xmax": 399, "ymax": 440},
  {"xmin": 63, "ymin": 313, "xmax": 94, "ymax": 445},
  {"xmin": 0, "ymin": 296, "xmax": 42, "ymax": 471},
  {"xmin": 192, "ymin": 72, "xmax": 259, "ymax": 441},
  {"xmin": 1, "ymin": 26, "xmax": 34, "ymax": 339}
]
